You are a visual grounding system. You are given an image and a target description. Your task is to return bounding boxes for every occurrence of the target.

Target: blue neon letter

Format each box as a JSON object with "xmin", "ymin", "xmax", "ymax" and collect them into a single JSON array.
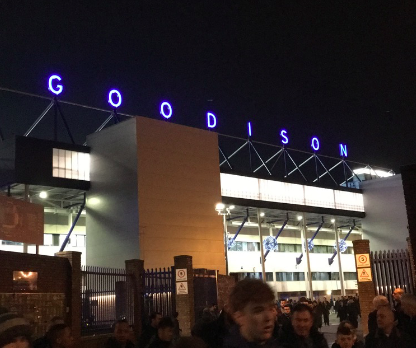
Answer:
[
  {"xmin": 311, "ymin": 137, "xmax": 320, "ymax": 151},
  {"xmin": 340, "ymin": 144, "xmax": 348, "ymax": 157},
  {"xmin": 160, "ymin": 101, "xmax": 172, "ymax": 119},
  {"xmin": 207, "ymin": 112, "xmax": 217, "ymax": 128},
  {"xmin": 108, "ymin": 90, "xmax": 122, "ymax": 108},
  {"xmin": 280, "ymin": 129, "xmax": 289, "ymax": 145},
  {"xmin": 48, "ymin": 75, "xmax": 63, "ymax": 95},
  {"xmin": 248, "ymin": 122, "xmax": 252, "ymax": 137}
]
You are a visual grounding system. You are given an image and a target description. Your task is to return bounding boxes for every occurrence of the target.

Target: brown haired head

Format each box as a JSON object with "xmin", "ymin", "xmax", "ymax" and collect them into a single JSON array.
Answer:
[{"xmin": 228, "ymin": 278, "xmax": 275, "ymax": 313}]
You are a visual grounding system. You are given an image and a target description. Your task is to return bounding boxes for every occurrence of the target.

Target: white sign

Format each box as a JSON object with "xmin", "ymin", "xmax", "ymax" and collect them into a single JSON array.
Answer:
[
  {"xmin": 176, "ymin": 282, "xmax": 188, "ymax": 295},
  {"xmin": 358, "ymin": 267, "xmax": 373, "ymax": 282},
  {"xmin": 176, "ymin": 269, "xmax": 187, "ymax": 282},
  {"xmin": 356, "ymin": 254, "xmax": 371, "ymax": 268}
]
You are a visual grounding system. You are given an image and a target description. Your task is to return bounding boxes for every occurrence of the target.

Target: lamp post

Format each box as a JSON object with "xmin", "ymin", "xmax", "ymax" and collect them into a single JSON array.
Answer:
[{"xmin": 215, "ymin": 203, "xmax": 231, "ymax": 275}]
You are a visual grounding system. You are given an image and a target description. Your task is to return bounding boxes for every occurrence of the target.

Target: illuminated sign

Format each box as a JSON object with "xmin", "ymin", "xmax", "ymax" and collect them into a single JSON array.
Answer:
[
  {"xmin": 108, "ymin": 89, "xmax": 122, "ymax": 108},
  {"xmin": 311, "ymin": 137, "xmax": 320, "ymax": 151},
  {"xmin": 340, "ymin": 144, "xmax": 348, "ymax": 157},
  {"xmin": 207, "ymin": 112, "xmax": 217, "ymax": 128},
  {"xmin": 44, "ymin": 74, "xmax": 349, "ymax": 157},
  {"xmin": 48, "ymin": 75, "xmax": 63, "ymax": 95},
  {"xmin": 280, "ymin": 129, "xmax": 289, "ymax": 145},
  {"xmin": 160, "ymin": 101, "xmax": 172, "ymax": 119}
]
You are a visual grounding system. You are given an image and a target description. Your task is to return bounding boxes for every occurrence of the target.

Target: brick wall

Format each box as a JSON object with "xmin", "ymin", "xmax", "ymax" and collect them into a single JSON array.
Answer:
[
  {"xmin": 0, "ymin": 250, "xmax": 71, "ymax": 338},
  {"xmin": 217, "ymin": 274, "xmax": 236, "ymax": 310},
  {"xmin": 352, "ymin": 240, "xmax": 375, "ymax": 335},
  {"xmin": 174, "ymin": 255, "xmax": 195, "ymax": 336}
]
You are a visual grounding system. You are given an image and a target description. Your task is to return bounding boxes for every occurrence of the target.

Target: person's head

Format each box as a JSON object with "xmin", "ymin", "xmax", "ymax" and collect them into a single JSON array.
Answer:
[
  {"xmin": 372, "ymin": 295, "xmax": 389, "ymax": 310},
  {"xmin": 336, "ymin": 325, "xmax": 355, "ymax": 348},
  {"xmin": 0, "ymin": 313, "xmax": 31, "ymax": 348},
  {"xmin": 149, "ymin": 312, "xmax": 162, "ymax": 328},
  {"xmin": 291, "ymin": 304, "xmax": 314, "ymax": 338},
  {"xmin": 46, "ymin": 324, "xmax": 73, "ymax": 348},
  {"xmin": 283, "ymin": 305, "xmax": 291, "ymax": 315},
  {"xmin": 376, "ymin": 306, "xmax": 395, "ymax": 333},
  {"xmin": 228, "ymin": 279, "xmax": 276, "ymax": 344},
  {"xmin": 280, "ymin": 299, "xmax": 287, "ymax": 307},
  {"xmin": 157, "ymin": 317, "xmax": 174, "ymax": 342},
  {"xmin": 298, "ymin": 297, "xmax": 308, "ymax": 305},
  {"xmin": 400, "ymin": 294, "xmax": 416, "ymax": 317},
  {"xmin": 113, "ymin": 320, "xmax": 130, "ymax": 344},
  {"xmin": 393, "ymin": 288, "xmax": 404, "ymax": 302}
]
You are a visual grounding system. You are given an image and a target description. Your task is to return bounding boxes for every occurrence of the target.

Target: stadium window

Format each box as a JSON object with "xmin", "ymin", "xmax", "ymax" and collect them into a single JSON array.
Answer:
[{"xmin": 344, "ymin": 272, "xmax": 357, "ymax": 280}]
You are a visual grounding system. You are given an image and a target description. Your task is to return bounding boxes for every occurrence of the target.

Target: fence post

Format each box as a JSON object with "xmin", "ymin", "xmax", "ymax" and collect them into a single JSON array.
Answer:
[
  {"xmin": 55, "ymin": 251, "xmax": 82, "ymax": 343},
  {"xmin": 125, "ymin": 259, "xmax": 145, "ymax": 340},
  {"xmin": 352, "ymin": 240, "xmax": 375, "ymax": 335},
  {"xmin": 174, "ymin": 255, "xmax": 194, "ymax": 336}
]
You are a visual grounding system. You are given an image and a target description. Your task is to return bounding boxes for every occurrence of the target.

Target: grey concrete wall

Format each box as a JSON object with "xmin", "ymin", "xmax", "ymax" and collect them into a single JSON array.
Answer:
[
  {"xmin": 361, "ymin": 175, "xmax": 408, "ymax": 251},
  {"xmin": 86, "ymin": 119, "xmax": 139, "ymax": 267}
]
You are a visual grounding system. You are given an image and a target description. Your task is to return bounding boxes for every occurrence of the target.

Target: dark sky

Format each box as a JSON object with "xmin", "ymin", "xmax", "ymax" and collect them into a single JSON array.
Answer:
[{"xmin": 1, "ymin": 1, "xmax": 415, "ymax": 171}]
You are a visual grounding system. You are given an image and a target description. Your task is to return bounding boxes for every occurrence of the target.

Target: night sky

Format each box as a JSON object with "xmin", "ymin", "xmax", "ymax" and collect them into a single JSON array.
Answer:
[{"xmin": 1, "ymin": 2, "xmax": 415, "ymax": 172}]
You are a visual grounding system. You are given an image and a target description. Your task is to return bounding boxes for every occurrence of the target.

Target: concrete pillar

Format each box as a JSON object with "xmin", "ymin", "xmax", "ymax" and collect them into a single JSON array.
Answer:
[
  {"xmin": 125, "ymin": 259, "xmax": 145, "ymax": 339},
  {"xmin": 55, "ymin": 251, "xmax": 82, "ymax": 342},
  {"xmin": 352, "ymin": 240, "xmax": 375, "ymax": 335},
  {"xmin": 174, "ymin": 255, "xmax": 195, "ymax": 336}
]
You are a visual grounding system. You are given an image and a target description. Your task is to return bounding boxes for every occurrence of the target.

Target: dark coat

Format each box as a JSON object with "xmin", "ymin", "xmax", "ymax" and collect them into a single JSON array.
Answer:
[
  {"xmin": 368, "ymin": 310, "xmax": 377, "ymax": 334},
  {"xmin": 104, "ymin": 337, "xmax": 136, "ymax": 348},
  {"xmin": 278, "ymin": 324, "xmax": 328, "ymax": 348},
  {"xmin": 192, "ymin": 310, "xmax": 232, "ymax": 348},
  {"xmin": 147, "ymin": 336, "xmax": 173, "ymax": 348},
  {"xmin": 331, "ymin": 341, "xmax": 364, "ymax": 348},
  {"xmin": 223, "ymin": 324, "xmax": 279, "ymax": 348},
  {"xmin": 139, "ymin": 325, "xmax": 158, "ymax": 348},
  {"xmin": 365, "ymin": 327, "xmax": 412, "ymax": 348}
]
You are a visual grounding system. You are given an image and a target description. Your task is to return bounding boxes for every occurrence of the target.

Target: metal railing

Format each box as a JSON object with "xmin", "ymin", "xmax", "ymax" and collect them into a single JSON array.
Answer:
[
  {"xmin": 371, "ymin": 249, "xmax": 414, "ymax": 303},
  {"xmin": 144, "ymin": 267, "xmax": 175, "ymax": 317},
  {"xmin": 81, "ymin": 266, "xmax": 134, "ymax": 336}
]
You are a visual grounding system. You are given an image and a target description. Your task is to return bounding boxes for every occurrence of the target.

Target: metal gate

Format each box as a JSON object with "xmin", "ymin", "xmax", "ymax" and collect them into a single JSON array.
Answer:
[
  {"xmin": 371, "ymin": 249, "xmax": 414, "ymax": 303},
  {"xmin": 81, "ymin": 266, "xmax": 134, "ymax": 336},
  {"xmin": 144, "ymin": 267, "xmax": 176, "ymax": 317}
]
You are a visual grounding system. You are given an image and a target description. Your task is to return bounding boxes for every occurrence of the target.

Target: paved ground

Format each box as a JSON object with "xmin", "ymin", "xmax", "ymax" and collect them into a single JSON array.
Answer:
[{"xmin": 320, "ymin": 312, "xmax": 363, "ymax": 346}]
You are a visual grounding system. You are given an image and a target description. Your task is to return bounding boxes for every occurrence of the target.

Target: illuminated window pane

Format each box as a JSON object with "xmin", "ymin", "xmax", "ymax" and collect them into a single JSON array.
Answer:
[
  {"xmin": 66, "ymin": 151, "xmax": 72, "ymax": 170},
  {"xmin": 52, "ymin": 148, "xmax": 90, "ymax": 181}
]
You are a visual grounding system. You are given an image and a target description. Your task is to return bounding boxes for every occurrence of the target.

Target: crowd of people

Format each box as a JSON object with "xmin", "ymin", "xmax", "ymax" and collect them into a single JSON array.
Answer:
[{"xmin": 1, "ymin": 280, "xmax": 416, "ymax": 348}]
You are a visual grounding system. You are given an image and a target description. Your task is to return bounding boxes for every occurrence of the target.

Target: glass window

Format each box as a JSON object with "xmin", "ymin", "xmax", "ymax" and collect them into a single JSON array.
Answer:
[
  {"xmin": 312, "ymin": 272, "xmax": 331, "ymax": 281},
  {"xmin": 344, "ymin": 272, "xmax": 357, "ymax": 280},
  {"xmin": 293, "ymin": 272, "xmax": 305, "ymax": 281},
  {"xmin": 266, "ymin": 272, "xmax": 274, "ymax": 282},
  {"xmin": 52, "ymin": 148, "xmax": 90, "ymax": 181},
  {"xmin": 43, "ymin": 234, "xmax": 53, "ymax": 246},
  {"xmin": 52, "ymin": 234, "xmax": 60, "ymax": 246},
  {"xmin": 331, "ymin": 272, "xmax": 340, "ymax": 280}
]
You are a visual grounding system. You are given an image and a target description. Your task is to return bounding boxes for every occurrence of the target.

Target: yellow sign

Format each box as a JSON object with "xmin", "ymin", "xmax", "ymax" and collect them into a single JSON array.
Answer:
[
  {"xmin": 356, "ymin": 253, "xmax": 371, "ymax": 268},
  {"xmin": 176, "ymin": 282, "xmax": 188, "ymax": 295},
  {"xmin": 358, "ymin": 267, "xmax": 372, "ymax": 282}
]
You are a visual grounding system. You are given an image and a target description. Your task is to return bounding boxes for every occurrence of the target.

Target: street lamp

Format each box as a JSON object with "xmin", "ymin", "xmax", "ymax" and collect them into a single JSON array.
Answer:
[{"xmin": 215, "ymin": 203, "xmax": 231, "ymax": 275}]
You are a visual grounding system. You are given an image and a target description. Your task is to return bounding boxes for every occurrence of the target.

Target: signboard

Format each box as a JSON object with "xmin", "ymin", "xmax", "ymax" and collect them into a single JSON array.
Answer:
[
  {"xmin": 358, "ymin": 267, "xmax": 373, "ymax": 282},
  {"xmin": 176, "ymin": 282, "xmax": 188, "ymax": 295},
  {"xmin": 356, "ymin": 254, "xmax": 371, "ymax": 268},
  {"xmin": 176, "ymin": 268, "xmax": 187, "ymax": 282},
  {"xmin": 13, "ymin": 271, "xmax": 38, "ymax": 291},
  {"xmin": 0, "ymin": 195, "xmax": 44, "ymax": 245}
]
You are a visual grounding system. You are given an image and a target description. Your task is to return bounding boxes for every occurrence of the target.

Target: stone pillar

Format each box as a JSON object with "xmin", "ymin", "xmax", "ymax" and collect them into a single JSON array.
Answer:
[
  {"xmin": 125, "ymin": 259, "xmax": 145, "ymax": 340},
  {"xmin": 352, "ymin": 240, "xmax": 375, "ymax": 335},
  {"xmin": 55, "ymin": 251, "xmax": 82, "ymax": 342},
  {"xmin": 174, "ymin": 255, "xmax": 195, "ymax": 336}
]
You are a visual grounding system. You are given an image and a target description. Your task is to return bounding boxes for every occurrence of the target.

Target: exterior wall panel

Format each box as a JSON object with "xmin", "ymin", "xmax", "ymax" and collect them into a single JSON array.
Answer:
[{"xmin": 136, "ymin": 117, "xmax": 225, "ymax": 273}]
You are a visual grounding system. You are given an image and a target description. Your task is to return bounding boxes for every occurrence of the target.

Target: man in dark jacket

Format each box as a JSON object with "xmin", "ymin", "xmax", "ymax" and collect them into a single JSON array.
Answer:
[
  {"xmin": 147, "ymin": 317, "xmax": 175, "ymax": 348},
  {"xmin": 367, "ymin": 295, "xmax": 389, "ymax": 334},
  {"xmin": 400, "ymin": 294, "xmax": 416, "ymax": 341},
  {"xmin": 223, "ymin": 278, "xmax": 278, "ymax": 347},
  {"xmin": 278, "ymin": 304, "xmax": 328, "ymax": 348},
  {"xmin": 139, "ymin": 312, "xmax": 162, "ymax": 348},
  {"xmin": 104, "ymin": 320, "xmax": 135, "ymax": 348},
  {"xmin": 365, "ymin": 306, "xmax": 411, "ymax": 348}
]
